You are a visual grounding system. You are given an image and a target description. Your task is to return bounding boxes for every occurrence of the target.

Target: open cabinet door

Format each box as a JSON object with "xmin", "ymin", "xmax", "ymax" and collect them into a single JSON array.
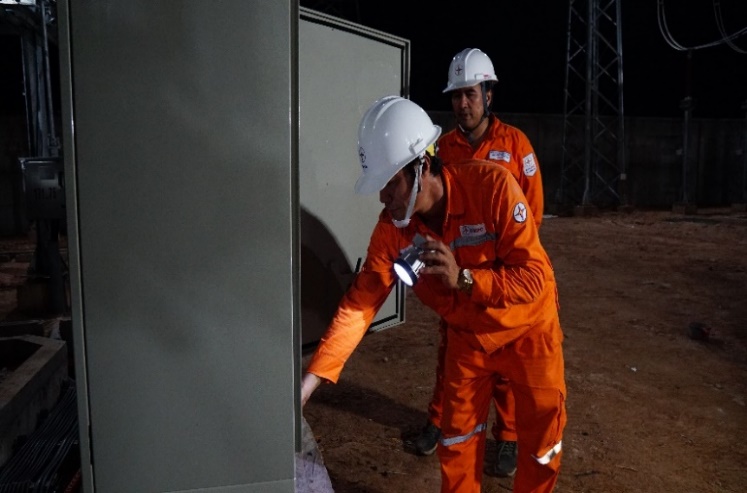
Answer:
[{"xmin": 299, "ymin": 8, "xmax": 410, "ymax": 353}]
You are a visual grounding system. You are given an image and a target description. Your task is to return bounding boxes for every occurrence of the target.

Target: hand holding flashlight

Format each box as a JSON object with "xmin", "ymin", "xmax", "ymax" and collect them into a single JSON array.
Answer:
[{"xmin": 419, "ymin": 235, "xmax": 461, "ymax": 289}]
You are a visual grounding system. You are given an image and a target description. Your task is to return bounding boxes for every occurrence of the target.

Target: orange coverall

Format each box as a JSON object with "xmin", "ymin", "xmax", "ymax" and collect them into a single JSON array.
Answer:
[
  {"xmin": 439, "ymin": 114, "xmax": 544, "ymax": 226},
  {"xmin": 307, "ymin": 163, "xmax": 566, "ymax": 493},
  {"xmin": 436, "ymin": 113, "xmax": 545, "ymax": 446}
]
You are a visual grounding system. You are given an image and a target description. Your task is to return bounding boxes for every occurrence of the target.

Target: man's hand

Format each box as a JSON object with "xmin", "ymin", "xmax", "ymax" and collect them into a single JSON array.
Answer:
[
  {"xmin": 301, "ymin": 373, "xmax": 321, "ymax": 407},
  {"xmin": 419, "ymin": 235, "xmax": 461, "ymax": 289}
]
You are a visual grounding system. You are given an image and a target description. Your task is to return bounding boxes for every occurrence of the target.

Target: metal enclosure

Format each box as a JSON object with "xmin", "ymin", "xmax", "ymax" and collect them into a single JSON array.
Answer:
[
  {"xmin": 298, "ymin": 9, "xmax": 410, "ymax": 351},
  {"xmin": 60, "ymin": 1, "xmax": 297, "ymax": 492},
  {"xmin": 59, "ymin": 2, "xmax": 410, "ymax": 492}
]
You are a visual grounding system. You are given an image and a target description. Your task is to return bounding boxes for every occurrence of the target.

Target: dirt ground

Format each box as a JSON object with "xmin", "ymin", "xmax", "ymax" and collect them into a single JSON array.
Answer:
[
  {"xmin": 2, "ymin": 209, "xmax": 745, "ymax": 492},
  {"xmin": 302, "ymin": 208, "xmax": 747, "ymax": 493}
]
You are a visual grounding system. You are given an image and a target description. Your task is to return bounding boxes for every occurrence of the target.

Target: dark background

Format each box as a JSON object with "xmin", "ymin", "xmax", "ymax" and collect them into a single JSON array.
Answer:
[
  {"xmin": 304, "ymin": 0, "xmax": 747, "ymax": 119},
  {"xmin": 1, "ymin": 1, "xmax": 746, "ymax": 118}
]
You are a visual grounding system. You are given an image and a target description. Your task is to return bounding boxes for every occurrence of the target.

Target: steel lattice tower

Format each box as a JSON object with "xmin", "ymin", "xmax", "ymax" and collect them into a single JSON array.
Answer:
[{"xmin": 560, "ymin": 0, "xmax": 627, "ymax": 210}]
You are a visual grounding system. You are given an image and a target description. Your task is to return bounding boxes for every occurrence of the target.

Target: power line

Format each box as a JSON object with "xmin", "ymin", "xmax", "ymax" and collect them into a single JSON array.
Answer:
[
  {"xmin": 714, "ymin": 0, "xmax": 747, "ymax": 54},
  {"xmin": 657, "ymin": 0, "xmax": 747, "ymax": 53}
]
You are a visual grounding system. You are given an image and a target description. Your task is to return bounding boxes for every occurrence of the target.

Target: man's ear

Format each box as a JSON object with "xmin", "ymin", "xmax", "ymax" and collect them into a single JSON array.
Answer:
[{"xmin": 422, "ymin": 154, "xmax": 431, "ymax": 175}]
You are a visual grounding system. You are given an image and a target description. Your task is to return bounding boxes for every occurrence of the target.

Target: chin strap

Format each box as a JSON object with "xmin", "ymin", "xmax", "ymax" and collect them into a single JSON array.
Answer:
[{"xmin": 392, "ymin": 159, "xmax": 423, "ymax": 229}]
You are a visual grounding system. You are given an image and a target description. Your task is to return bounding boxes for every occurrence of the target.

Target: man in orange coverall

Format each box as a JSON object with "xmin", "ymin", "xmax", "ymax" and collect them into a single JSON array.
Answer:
[
  {"xmin": 300, "ymin": 95, "xmax": 566, "ymax": 493},
  {"xmin": 415, "ymin": 47, "xmax": 546, "ymax": 478}
]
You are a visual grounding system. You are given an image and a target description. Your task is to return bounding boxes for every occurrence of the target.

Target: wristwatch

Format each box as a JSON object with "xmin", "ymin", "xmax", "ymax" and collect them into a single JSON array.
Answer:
[{"xmin": 457, "ymin": 268, "xmax": 473, "ymax": 294}]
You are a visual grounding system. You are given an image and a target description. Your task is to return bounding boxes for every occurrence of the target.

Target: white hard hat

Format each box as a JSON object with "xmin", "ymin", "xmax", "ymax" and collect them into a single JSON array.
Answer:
[
  {"xmin": 442, "ymin": 48, "xmax": 498, "ymax": 93},
  {"xmin": 355, "ymin": 96, "xmax": 441, "ymax": 195}
]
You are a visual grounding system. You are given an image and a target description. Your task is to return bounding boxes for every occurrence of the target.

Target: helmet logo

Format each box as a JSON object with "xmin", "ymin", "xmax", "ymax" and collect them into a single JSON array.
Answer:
[
  {"xmin": 455, "ymin": 64, "xmax": 464, "ymax": 76},
  {"xmin": 358, "ymin": 147, "xmax": 367, "ymax": 169}
]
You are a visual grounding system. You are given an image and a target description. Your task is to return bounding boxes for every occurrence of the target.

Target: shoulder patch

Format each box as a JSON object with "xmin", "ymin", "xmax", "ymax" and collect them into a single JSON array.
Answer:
[
  {"xmin": 489, "ymin": 150, "xmax": 511, "ymax": 163},
  {"xmin": 513, "ymin": 202, "xmax": 528, "ymax": 224},
  {"xmin": 523, "ymin": 153, "xmax": 537, "ymax": 177}
]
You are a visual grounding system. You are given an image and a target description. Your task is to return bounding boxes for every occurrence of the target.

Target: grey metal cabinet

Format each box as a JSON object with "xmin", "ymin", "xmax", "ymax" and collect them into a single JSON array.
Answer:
[
  {"xmin": 59, "ymin": 2, "xmax": 409, "ymax": 492},
  {"xmin": 60, "ymin": 1, "xmax": 298, "ymax": 492}
]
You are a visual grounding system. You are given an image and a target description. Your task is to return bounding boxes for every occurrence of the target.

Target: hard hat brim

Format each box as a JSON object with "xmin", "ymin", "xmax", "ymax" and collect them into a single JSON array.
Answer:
[
  {"xmin": 355, "ymin": 168, "xmax": 397, "ymax": 195},
  {"xmin": 443, "ymin": 77, "xmax": 499, "ymax": 94}
]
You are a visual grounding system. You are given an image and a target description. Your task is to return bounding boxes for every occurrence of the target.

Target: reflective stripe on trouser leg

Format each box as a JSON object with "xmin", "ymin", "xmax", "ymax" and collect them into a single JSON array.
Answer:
[
  {"xmin": 534, "ymin": 440, "xmax": 562, "ymax": 465},
  {"xmin": 440, "ymin": 422, "xmax": 487, "ymax": 447},
  {"xmin": 438, "ymin": 328, "xmax": 496, "ymax": 493},
  {"xmin": 512, "ymin": 386, "xmax": 566, "ymax": 493},
  {"xmin": 504, "ymin": 315, "xmax": 566, "ymax": 493}
]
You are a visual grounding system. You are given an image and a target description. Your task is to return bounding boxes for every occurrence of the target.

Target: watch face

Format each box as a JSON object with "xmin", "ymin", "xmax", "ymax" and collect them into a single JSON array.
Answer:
[{"xmin": 459, "ymin": 269, "xmax": 473, "ymax": 290}]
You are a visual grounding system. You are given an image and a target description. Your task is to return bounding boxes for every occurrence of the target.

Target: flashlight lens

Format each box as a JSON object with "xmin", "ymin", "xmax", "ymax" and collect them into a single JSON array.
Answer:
[{"xmin": 394, "ymin": 259, "xmax": 416, "ymax": 286}]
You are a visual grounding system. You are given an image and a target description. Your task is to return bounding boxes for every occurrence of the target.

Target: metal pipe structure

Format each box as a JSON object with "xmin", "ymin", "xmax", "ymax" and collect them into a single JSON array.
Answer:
[
  {"xmin": 40, "ymin": 0, "xmax": 58, "ymax": 157},
  {"xmin": 20, "ymin": 39, "xmax": 33, "ymax": 154}
]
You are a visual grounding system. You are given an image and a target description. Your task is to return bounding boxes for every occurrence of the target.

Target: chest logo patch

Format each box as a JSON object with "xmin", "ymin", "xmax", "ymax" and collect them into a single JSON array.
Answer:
[
  {"xmin": 513, "ymin": 202, "xmax": 528, "ymax": 223},
  {"xmin": 489, "ymin": 150, "xmax": 511, "ymax": 163},
  {"xmin": 460, "ymin": 223, "xmax": 487, "ymax": 237},
  {"xmin": 523, "ymin": 153, "xmax": 537, "ymax": 177}
]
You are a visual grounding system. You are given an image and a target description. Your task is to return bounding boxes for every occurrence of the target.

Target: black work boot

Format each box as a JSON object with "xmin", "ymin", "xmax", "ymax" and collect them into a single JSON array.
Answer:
[
  {"xmin": 414, "ymin": 421, "xmax": 441, "ymax": 456},
  {"xmin": 495, "ymin": 440, "xmax": 518, "ymax": 477}
]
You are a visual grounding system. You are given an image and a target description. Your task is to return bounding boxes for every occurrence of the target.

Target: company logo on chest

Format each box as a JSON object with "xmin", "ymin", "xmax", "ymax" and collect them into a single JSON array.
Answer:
[{"xmin": 460, "ymin": 223, "xmax": 486, "ymax": 237}]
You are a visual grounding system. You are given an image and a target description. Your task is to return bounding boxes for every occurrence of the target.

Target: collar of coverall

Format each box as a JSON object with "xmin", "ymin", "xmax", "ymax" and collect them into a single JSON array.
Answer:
[{"xmin": 403, "ymin": 164, "xmax": 466, "ymax": 229}]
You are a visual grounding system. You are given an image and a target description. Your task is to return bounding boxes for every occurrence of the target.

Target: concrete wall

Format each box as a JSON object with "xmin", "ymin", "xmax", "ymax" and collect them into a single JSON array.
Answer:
[{"xmin": 429, "ymin": 111, "xmax": 747, "ymax": 210}]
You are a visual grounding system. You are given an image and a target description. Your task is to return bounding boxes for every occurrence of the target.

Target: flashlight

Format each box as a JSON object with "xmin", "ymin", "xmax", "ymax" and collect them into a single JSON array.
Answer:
[{"xmin": 393, "ymin": 234, "xmax": 427, "ymax": 286}]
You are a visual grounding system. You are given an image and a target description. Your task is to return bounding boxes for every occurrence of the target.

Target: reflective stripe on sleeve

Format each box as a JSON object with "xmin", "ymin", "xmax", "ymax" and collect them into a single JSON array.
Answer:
[
  {"xmin": 533, "ymin": 440, "xmax": 562, "ymax": 465},
  {"xmin": 440, "ymin": 423, "xmax": 487, "ymax": 447}
]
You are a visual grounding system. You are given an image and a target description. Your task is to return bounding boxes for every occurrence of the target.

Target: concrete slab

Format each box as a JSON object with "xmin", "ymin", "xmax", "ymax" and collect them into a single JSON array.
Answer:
[
  {"xmin": 0, "ymin": 320, "xmax": 45, "ymax": 338},
  {"xmin": 0, "ymin": 335, "xmax": 67, "ymax": 468}
]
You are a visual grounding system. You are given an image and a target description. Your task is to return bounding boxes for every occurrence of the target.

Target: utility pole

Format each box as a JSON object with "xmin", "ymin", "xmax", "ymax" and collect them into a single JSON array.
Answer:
[
  {"xmin": 560, "ymin": 0, "xmax": 627, "ymax": 213},
  {"xmin": 673, "ymin": 49, "xmax": 698, "ymax": 215},
  {"xmin": 736, "ymin": 99, "xmax": 747, "ymax": 212}
]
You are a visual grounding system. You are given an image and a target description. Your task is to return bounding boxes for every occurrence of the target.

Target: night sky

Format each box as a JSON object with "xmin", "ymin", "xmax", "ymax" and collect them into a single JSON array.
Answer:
[
  {"xmin": 330, "ymin": 0, "xmax": 747, "ymax": 119},
  {"xmin": 1, "ymin": 1, "xmax": 746, "ymax": 119}
]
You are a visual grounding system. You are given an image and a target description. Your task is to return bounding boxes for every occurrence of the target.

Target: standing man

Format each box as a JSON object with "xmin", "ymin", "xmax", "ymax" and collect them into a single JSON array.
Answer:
[
  {"xmin": 440, "ymin": 47, "xmax": 544, "ymax": 223},
  {"xmin": 301, "ymin": 95, "xmax": 566, "ymax": 493},
  {"xmin": 415, "ymin": 48, "xmax": 546, "ymax": 477}
]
